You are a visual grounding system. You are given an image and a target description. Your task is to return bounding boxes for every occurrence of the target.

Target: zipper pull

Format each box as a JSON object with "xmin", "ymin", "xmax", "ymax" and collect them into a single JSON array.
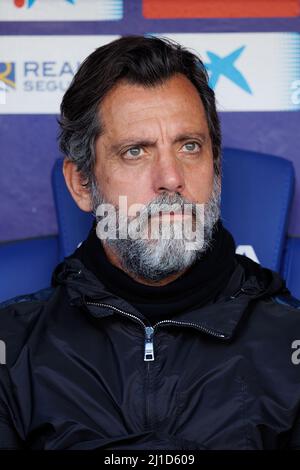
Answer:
[{"xmin": 144, "ymin": 326, "xmax": 154, "ymax": 362}]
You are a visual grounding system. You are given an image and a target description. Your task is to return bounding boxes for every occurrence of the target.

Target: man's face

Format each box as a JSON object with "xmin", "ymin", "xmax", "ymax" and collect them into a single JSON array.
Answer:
[
  {"xmin": 92, "ymin": 73, "xmax": 220, "ymax": 282},
  {"xmin": 94, "ymin": 73, "xmax": 214, "ymax": 211}
]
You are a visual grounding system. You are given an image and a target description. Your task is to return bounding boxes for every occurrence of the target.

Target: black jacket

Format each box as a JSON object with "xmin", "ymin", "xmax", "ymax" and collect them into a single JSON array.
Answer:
[{"xmin": 0, "ymin": 253, "xmax": 300, "ymax": 450}]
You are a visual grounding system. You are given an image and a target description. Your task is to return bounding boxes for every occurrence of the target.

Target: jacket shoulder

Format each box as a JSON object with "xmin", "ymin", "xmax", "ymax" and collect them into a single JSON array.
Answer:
[
  {"xmin": 271, "ymin": 294, "xmax": 300, "ymax": 310},
  {"xmin": 0, "ymin": 286, "xmax": 54, "ymax": 311},
  {"xmin": 0, "ymin": 287, "xmax": 56, "ymax": 367}
]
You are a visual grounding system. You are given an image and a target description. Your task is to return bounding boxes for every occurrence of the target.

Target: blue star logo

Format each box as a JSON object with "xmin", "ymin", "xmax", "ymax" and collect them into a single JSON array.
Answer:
[{"xmin": 204, "ymin": 46, "xmax": 252, "ymax": 94}]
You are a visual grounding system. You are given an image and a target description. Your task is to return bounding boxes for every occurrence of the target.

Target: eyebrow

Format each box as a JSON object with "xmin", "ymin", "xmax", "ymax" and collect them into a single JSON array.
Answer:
[{"xmin": 109, "ymin": 132, "xmax": 207, "ymax": 154}]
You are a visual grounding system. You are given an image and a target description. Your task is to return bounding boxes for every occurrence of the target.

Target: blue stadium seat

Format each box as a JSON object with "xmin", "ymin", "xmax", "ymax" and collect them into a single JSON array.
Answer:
[
  {"xmin": 281, "ymin": 237, "xmax": 300, "ymax": 299},
  {"xmin": 0, "ymin": 236, "xmax": 59, "ymax": 303},
  {"xmin": 221, "ymin": 148, "xmax": 294, "ymax": 272},
  {"xmin": 51, "ymin": 159, "xmax": 93, "ymax": 261},
  {"xmin": 53, "ymin": 148, "xmax": 295, "ymax": 273}
]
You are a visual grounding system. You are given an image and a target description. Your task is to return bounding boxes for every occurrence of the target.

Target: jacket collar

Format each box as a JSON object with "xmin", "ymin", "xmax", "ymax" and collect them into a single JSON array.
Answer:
[{"xmin": 52, "ymin": 255, "xmax": 285, "ymax": 341}]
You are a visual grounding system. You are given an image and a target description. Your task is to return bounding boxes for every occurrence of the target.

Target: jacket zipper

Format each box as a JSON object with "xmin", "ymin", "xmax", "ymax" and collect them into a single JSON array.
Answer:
[
  {"xmin": 144, "ymin": 327, "xmax": 155, "ymax": 361},
  {"xmin": 86, "ymin": 301, "xmax": 227, "ymax": 430},
  {"xmin": 86, "ymin": 301, "xmax": 227, "ymax": 362},
  {"xmin": 86, "ymin": 301, "xmax": 154, "ymax": 427}
]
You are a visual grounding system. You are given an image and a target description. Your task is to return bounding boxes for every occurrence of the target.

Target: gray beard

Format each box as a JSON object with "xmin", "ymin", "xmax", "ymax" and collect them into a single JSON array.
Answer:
[{"xmin": 91, "ymin": 175, "xmax": 221, "ymax": 282}]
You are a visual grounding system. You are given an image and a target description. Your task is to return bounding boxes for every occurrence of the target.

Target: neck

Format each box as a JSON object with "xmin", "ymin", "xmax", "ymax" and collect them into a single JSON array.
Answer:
[{"xmin": 102, "ymin": 242, "xmax": 189, "ymax": 286}]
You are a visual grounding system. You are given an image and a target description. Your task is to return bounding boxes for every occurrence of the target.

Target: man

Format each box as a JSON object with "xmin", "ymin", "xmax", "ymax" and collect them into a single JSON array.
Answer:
[{"xmin": 0, "ymin": 35, "xmax": 300, "ymax": 450}]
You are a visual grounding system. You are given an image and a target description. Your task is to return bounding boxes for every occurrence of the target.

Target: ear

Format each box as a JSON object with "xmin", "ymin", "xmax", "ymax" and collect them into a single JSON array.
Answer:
[{"xmin": 63, "ymin": 159, "xmax": 92, "ymax": 212}]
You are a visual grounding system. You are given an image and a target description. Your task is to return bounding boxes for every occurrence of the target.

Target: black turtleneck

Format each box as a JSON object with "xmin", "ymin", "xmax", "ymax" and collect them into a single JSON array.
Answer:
[{"xmin": 74, "ymin": 218, "xmax": 237, "ymax": 323}]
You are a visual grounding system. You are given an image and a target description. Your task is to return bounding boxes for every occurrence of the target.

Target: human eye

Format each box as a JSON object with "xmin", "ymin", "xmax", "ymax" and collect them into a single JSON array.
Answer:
[
  {"xmin": 122, "ymin": 146, "xmax": 145, "ymax": 160},
  {"xmin": 181, "ymin": 141, "xmax": 202, "ymax": 153}
]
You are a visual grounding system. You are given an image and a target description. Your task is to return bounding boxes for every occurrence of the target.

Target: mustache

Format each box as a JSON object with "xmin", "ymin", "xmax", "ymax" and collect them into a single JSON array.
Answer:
[{"xmin": 122, "ymin": 193, "xmax": 199, "ymax": 222}]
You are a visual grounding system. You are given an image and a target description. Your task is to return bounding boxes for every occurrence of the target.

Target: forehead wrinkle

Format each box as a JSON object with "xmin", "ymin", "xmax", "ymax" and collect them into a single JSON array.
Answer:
[
  {"xmin": 98, "ymin": 79, "xmax": 210, "ymax": 151},
  {"xmin": 123, "ymin": 120, "xmax": 207, "ymax": 144}
]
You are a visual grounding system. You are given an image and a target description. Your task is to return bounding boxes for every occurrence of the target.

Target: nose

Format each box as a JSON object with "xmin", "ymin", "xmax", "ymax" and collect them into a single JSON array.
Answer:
[{"xmin": 152, "ymin": 149, "xmax": 185, "ymax": 195}]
